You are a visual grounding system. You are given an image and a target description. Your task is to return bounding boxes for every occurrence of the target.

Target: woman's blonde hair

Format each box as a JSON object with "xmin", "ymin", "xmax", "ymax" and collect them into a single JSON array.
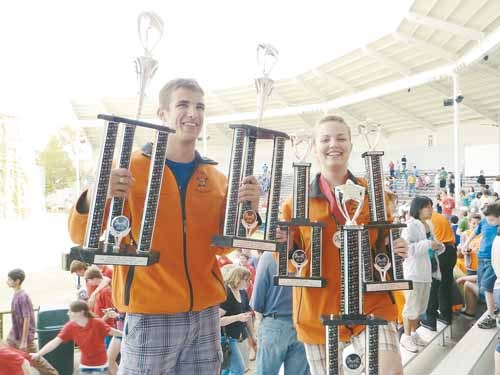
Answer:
[
  {"xmin": 222, "ymin": 265, "xmax": 251, "ymax": 289},
  {"xmin": 314, "ymin": 114, "xmax": 351, "ymax": 141}
]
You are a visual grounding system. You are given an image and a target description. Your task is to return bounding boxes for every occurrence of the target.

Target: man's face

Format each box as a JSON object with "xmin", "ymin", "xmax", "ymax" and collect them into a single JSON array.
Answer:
[
  {"xmin": 313, "ymin": 121, "xmax": 352, "ymax": 170},
  {"xmin": 158, "ymin": 88, "xmax": 205, "ymax": 144}
]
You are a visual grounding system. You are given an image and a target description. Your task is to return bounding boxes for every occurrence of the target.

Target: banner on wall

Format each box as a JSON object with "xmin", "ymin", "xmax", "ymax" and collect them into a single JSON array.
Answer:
[{"xmin": 464, "ymin": 144, "xmax": 499, "ymax": 177}]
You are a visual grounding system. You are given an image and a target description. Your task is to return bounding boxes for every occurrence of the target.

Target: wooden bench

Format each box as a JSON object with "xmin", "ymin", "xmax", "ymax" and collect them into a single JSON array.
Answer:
[{"xmin": 431, "ymin": 311, "xmax": 499, "ymax": 375}]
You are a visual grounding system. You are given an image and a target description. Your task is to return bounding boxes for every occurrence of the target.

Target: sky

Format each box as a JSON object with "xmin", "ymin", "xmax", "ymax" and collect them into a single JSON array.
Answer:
[{"xmin": 0, "ymin": 0, "xmax": 412, "ymax": 148}]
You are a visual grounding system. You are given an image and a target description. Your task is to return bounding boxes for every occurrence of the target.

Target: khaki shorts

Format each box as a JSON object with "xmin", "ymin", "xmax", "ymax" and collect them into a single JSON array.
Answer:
[
  {"xmin": 403, "ymin": 281, "xmax": 431, "ymax": 320},
  {"xmin": 304, "ymin": 322, "xmax": 400, "ymax": 375}
]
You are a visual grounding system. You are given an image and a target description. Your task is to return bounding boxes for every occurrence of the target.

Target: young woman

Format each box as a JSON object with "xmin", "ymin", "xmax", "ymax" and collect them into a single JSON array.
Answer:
[
  {"xmin": 31, "ymin": 301, "xmax": 122, "ymax": 374},
  {"xmin": 219, "ymin": 265, "xmax": 256, "ymax": 375},
  {"xmin": 400, "ymin": 196, "xmax": 445, "ymax": 352},
  {"xmin": 277, "ymin": 115, "xmax": 409, "ymax": 375}
]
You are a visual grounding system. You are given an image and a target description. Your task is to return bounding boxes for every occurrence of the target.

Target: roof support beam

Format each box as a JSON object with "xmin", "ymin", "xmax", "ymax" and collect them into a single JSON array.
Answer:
[
  {"xmin": 373, "ymin": 98, "xmax": 436, "ymax": 132},
  {"xmin": 406, "ymin": 12, "xmax": 485, "ymax": 41},
  {"xmin": 392, "ymin": 32, "xmax": 458, "ymax": 62},
  {"xmin": 361, "ymin": 46, "xmax": 410, "ymax": 76}
]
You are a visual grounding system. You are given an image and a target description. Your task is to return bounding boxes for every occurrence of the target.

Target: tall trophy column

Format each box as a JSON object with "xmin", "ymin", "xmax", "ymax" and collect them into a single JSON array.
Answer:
[
  {"xmin": 322, "ymin": 181, "xmax": 387, "ymax": 375},
  {"xmin": 359, "ymin": 123, "xmax": 412, "ymax": 292},
  {"xmin": 274, "ymin": 131, "xmax": 326, "ymax": 288}
]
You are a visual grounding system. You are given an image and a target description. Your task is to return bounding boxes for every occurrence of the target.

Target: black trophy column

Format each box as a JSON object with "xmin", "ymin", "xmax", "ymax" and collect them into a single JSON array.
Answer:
[
  {"xmin": 340, "ymin": 229, "xmax": 363, "ymax": 316},
  {"xmin": 265, "ymin": 136, "xmax": 286, "ymax": 240},
  {"xmin": 237, "ymin": 134, "xmax": 257, "ymax": 237},
  {"xmin": 223, "ymin": 128, "xmax": 245, "ymax": 236},
  {"xmin": 84, "ymin": 121, "xmax": 119, "ymax": 250},
  {"xmin": 293, "ymin": 163, "xmax": 311, "ymax": 220},
  {"xmin": 106, "ymin": 124, "xmax": 136, "ymax": 251},
  {"xmin": 367, "ymin": 325, "xmax": 379, "ymax": 375},
  {"xmin": 326, "ymin": 325, "xmax": 339, "ymax": 375},
  {"xmin": 311, "ymin": 226, "xmax": 322, "ymax": 278},
  {"xmin": 137, "ymin": 130, "xmax": 169, "ymax": 253},
  {"xmin": 361, "ymin": 229, "xmax": 374, "ymax": 282},
  {"xmin": 363, "ymin": 151, "xmax": 386, "ymax": 223},
  {"xmin": 390, "ymin": 228, "xmax": 404, "ymax": 280}
]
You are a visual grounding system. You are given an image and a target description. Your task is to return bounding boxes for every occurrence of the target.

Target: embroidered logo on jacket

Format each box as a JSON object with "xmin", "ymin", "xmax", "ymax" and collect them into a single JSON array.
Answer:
[{"xmin": 195, "ymin": 171, "xmax": 209, "ymax": 192}]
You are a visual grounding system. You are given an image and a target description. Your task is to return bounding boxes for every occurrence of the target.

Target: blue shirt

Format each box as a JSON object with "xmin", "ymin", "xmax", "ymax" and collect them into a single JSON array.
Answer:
[
  {"xmin": 165, "ymin": 159, "xmax": 196, "ymax": 200},
  {"xmin": 475, "ymin": 218, "xmax": 500, "ymax": 259},
  {"xmin": 250, "ymin": 252, "xmax": 292, "ymax": 319}
]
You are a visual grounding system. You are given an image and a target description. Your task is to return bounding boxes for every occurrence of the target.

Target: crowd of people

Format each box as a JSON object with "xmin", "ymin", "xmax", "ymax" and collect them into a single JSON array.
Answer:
[{"xmin": 2, "ymin": 78, "xmax": 500, "ymax": 375}]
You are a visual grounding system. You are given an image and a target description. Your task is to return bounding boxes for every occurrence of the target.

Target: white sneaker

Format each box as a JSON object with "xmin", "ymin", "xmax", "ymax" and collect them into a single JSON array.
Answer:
[
  {"xmin": 411, "ymin": 332, "xmax": 427, "ymax": 347},
  {"xmin": 400, "ymin": 334, "xmax": 418, "ymax": 353}
]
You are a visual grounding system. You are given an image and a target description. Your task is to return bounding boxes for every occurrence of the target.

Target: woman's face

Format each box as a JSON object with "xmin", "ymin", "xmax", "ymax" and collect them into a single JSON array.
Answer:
[
  {"xmin": 313, "ymin": 121, "xmax": 352, "ymax": 171},
  {"xmin": 419, "ymin": 204, "xmax": 433, "ymax": 220},
  {"xmin": 237, "ymin": 276, "xmax": 250, "ymax": 290}
]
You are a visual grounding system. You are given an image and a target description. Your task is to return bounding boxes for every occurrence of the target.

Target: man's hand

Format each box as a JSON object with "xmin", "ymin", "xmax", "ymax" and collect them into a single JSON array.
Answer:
[
  {"xmin": 238, "ymin": 176, "xmax": 261, "ymax": 211},
  {"xmin": 108, "ymin": 168, "xmax": 135, "ymax": 199},
  {"xmin": 392, "ymin": 237, "xmax": 409, "ymax": 258}
]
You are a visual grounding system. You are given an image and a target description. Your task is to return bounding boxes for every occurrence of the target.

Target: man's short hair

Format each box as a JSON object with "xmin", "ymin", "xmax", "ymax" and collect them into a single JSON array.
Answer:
[
  {"xmin": 84, "ymin": 266, "xmax": 103, "ymax": 280},
  {"xmin": 483, "ymin": 202, "xmax": 500, "ymax": 217},
  {"xmin": 8, "ymin": 269, "xmax": 25, "ymax": 284},
  {"xmin": 314, "ymin": 114, "xmax": 352, "ymax": 141},
  {"xmin": 158, "ymin": 78, "xmax": 204, "ymax": 109},
  {"xmin": 69, "ymin": 260, "xmax": 88, "ymax": 274}
]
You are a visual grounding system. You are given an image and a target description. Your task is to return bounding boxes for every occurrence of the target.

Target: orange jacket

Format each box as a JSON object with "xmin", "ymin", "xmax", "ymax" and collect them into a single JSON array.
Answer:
[
  {"xmin": 68, "ymin": 148, "xmax": 228, "ymax": 314},
  {"xmin": 282, "ymin": 173, "xmax": 398, "ymax": 344},
  {"xmin": 431, "ymin": 211, "xmax": 455, "ymax": 244}
]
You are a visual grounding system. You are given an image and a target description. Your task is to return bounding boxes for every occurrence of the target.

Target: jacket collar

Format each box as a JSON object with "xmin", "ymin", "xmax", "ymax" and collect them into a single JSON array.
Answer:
[
  {"xmin": 309, "ymin": 170, "xmax": 360, "ymax": 198},
  {"xmin": 140, "ymin": 142, "xmax": 218, "ymax": 166}
]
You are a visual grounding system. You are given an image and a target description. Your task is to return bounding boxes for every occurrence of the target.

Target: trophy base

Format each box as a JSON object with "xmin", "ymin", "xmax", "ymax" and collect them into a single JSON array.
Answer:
[
  {"xmin": 321, "ymin": 314, "xmax": 388, "ymax": 326},
  {"xmin": 364, "ymin": 279, "xmax": 413, "ymax": 292},
  {"xmin": 69, "ymin": 245, "xmax": 160, "ymax": 266},
  {"xmin": 212, "ymin": 235, "xmax": 282, "ymax": 252},
  {"xmin": 273, "ymin": 275, "xmax": 326, "ymax": 288}
]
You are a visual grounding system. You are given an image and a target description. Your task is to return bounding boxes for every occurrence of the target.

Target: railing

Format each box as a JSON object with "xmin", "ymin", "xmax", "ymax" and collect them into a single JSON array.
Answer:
[{"xmin": 0, "ymin": 306, "xmax": 40, "ymax": 340}]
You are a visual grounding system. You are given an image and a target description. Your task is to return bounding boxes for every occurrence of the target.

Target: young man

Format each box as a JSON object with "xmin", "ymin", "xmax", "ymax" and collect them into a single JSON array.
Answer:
[
  {"xmin": 68, "ymin": 78, "xmax": 260, "ymax": 374},
  {"xmin": 69, "ymin": 260, "xmax": 111, "ymax": 308},
  {"xmin": 6, "ymin": 269, "xmax": 59, "ymax": 375},
  {"xmin": 461, "ymin": 203, "xmax": 500, "ymax": 328},
  {"xmin": 250, "ymin": 252, "xmax": 309, "ymax": 375},
  {"xmin": 84, "ymin": 267, "xmax": 116, "ymax": 327},
  {"xmin": 277, "ymin": 115, "xmax": 409, "ymax": 375}
]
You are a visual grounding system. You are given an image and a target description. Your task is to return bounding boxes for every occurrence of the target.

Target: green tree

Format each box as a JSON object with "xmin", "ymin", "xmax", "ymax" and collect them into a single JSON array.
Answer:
[{"xmin": 38, "ymin": 135, "xmax": 75, "ymax": 194}]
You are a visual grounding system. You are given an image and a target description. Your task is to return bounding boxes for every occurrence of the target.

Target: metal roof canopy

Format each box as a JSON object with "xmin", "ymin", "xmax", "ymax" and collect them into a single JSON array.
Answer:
[{"xmin": 72, "ymin": 0, "xmax": 500, "ymax": 147}]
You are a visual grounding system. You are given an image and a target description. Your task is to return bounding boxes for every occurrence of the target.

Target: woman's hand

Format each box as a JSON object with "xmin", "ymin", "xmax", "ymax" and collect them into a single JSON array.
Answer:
[
  {"xmin": 238, "ymin": 312, "xmax": 252, "ymax": 322},
  {"xmin": 392, "ymin": 238, "xmax": 409, "ymax": 258}
]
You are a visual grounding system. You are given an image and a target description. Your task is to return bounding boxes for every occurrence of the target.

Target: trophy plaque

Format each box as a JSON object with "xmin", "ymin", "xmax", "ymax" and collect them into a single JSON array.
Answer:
[
  {"xmin": 322, "ymin": 181, "xmax": 387, "ymax": 375},
  {"xmin": 211, "ymin": 124, "xmax": 289, "ymax": 252},
  {"xmin": 70, "ymin": 114, "xmax": 175, "ymax": 266},
  {"xmin": 359, "ymin": 123, "xmax": 412, "ymax": 292},
  {"xmin": 274, "ymin": 131, "xmax": 326, "ymax": 288}
]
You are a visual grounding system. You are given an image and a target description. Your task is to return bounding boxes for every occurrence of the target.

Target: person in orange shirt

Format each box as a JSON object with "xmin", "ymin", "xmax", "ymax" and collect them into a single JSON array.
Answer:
[
  {"xmin": 276, "ymin": 115, "xmax": 409, "ymax": 375},
  {"xmin": 456, "ymin": 214, "xmax": 482, "ymax": 275},
  {"xmin": 421, "ymin": 211, "xmax": 457, "ymax": 330},
  {"xmin": 68, "ymin": 78, "xmax": 261, "ymax": 374}
]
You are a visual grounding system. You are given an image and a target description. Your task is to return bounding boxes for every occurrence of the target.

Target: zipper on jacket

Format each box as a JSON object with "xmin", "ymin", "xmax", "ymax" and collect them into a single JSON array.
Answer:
[
  {"xmin": 124, "ymin": 266, "xmax": 135, "ymax": 306},
  {"xmin": 180, "ymin": 183, "xmax": 195, "ymax": 311}
]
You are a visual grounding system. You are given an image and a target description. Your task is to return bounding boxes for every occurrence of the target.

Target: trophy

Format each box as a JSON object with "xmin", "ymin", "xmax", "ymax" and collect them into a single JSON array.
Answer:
[
  {"xmin": 359, "ymin": 123, "xmax": 412, "ymax": 292},
  {"xmin": 66, "ymin": 13, "xmax": 168, "ymax": 268},
  {"xmin": 211, "ymin": 125, "xmax": 289, "ymax": 252},
  {"xmin": 212, "ymin": 43, "xmax": 288, "ymax": 252},
  {"xmin": 322, "ymin": 181, "xmax": 387, "ymax": 375},
  {"xmin": 69, "ymin": 115, "xmax": 175, "ymax": 266},
  {"xmin": 274, "ymin": 131, "xmax": 326, "ymax": 288}
]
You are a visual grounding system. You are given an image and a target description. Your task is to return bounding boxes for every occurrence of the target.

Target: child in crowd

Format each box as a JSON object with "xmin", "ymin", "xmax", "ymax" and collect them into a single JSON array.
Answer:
[
  {"xmin": 461, "ymin": 203, "xmax": 500, "ymax": 328},
  {"xmin": 457, "ymin": 214, "xmax": 482, "ymax": 275},
  {"xmin": 450, "ymin": 215, "xmax": 460, "ymax": 245},
  {"xmin": 31, "ymin": 300, "xmax": 122, "ymax": 374},
  {"xmin": 84, "ymin": 267, "xmax": 116, "ymax": 328},
  {"xmin": 69, "ymin": 260, "xmax": 112, "ymax": 308},
  {"xmin": 401, "ymin": 196, "xmax": 445, "ymax": 352},
  {"xmin": 6, "ymin": 269, "xmax": 58, "ymax": 375},
  {"xmin": 0, "ymin": 340, "xmax": 31, "ymax": 375}
]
